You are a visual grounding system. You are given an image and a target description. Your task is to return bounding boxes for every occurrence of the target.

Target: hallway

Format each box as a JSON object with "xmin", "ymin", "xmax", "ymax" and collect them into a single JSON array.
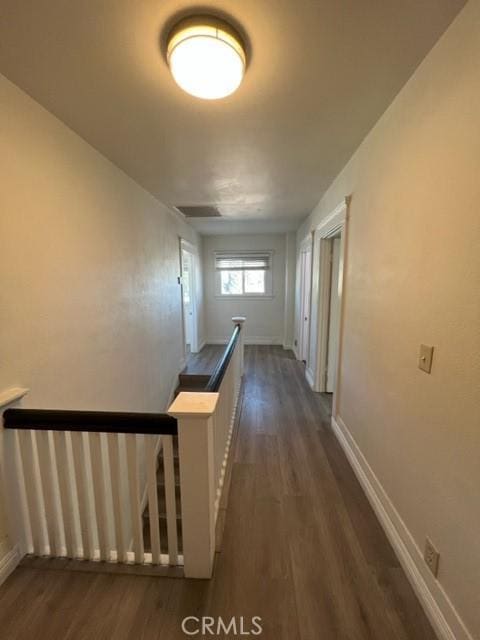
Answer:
[{"xmin": 0, "ymin": 346, "xmax": 435, "ymax": 639}]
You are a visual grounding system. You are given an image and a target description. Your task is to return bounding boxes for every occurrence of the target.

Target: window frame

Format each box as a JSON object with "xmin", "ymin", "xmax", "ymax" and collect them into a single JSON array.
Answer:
[{"xmin": 214, "ymin": 250, "xmax": 274, "ymax": 300}]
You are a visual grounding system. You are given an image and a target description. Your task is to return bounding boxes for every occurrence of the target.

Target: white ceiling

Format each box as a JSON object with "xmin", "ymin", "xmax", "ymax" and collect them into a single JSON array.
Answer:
[{"xmin": 0, "ymin": 0, "xmax": 465, "ymax": 231}]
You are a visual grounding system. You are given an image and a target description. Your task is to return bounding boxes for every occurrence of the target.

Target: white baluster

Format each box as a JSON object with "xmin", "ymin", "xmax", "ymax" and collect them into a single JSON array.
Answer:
[
  {"xmin": 107, "ymin": 433, "xmax": 126, "ymax": 563},
  {"xmin": 126, "ymin": 434, "xmax": 144, "ymax": 563},
  {"xmin": 89, "ymin": 432, "xmax": 110, "ymax": 561},
  {"xmin": 18, "ymin": 430, "xmax": 48, "ymax": 555},
  {"xmin": 36, "ymin": 431, "xmax": 61, "ymax": 556},
  {"xmin": 146, "ymin": 435, "xmax": 161, "ymax": 565},
  {"xmin": 53, "ymin": 431, "xmax": 76, "ymax": 557},
  {"xmin": 71, "ymin": 432, "xmax": 94, "ymax": 560},
  {"xmin": 162, "ymin": 435, "xmax": 179, "ymax": 566}
]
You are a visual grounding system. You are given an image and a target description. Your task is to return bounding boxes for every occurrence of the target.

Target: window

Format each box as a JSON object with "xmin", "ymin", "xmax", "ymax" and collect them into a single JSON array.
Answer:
[{"xmin": 215, "ymin": 251, "xmax": 273, "ymax": 298}]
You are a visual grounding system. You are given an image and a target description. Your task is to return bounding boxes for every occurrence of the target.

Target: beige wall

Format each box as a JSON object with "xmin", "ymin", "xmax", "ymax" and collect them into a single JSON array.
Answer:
[
  {"xmin": 298, "ymin": 2, "xmax": 480, "ymax": 637},
  {"xmin": 0, "ymin": 74, "xmax": 200, "ymax": 560},
  {"xmin": 203, "ymin": 234, "xmax": 287, "ymax": 344}
]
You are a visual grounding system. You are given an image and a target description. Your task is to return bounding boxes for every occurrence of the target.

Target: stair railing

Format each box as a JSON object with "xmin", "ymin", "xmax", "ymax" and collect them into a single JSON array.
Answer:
[
  {"xmin": 1, "ymin": 316, "xmax": 245, "ymax": 579},
  {"xmin": 2, "ymin": 409, "xmax": 180, "ymax": 568},
  {"xmin": 168, "ymin": 316, "xmax": 245, "ymax": 578}
]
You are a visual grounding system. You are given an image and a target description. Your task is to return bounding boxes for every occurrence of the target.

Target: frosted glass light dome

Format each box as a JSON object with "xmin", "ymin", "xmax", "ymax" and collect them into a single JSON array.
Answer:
[{"xmin": 167, "ymin": 17, "xmax": 246, "ymax": 100}]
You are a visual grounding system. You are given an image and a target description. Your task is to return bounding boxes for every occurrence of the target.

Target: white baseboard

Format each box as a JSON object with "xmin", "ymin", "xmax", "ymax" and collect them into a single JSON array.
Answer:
[
  {"xmin": 305, "ymin": 367, "xmax": 315, "ymax": 388},
  {"xmin": 0, "ymin": 545, "xmax": 21, "ymax": 586},
  {"xmin": 245, "ymin": 336, "xmax": 281, "ymax": 345},
  {"xmin": 331, "ymin": 415, "xmax": 473, "ymax": 640},
  {"xmin": 207, "ymin": 336, "xmax": 282, "ymax": 346}
]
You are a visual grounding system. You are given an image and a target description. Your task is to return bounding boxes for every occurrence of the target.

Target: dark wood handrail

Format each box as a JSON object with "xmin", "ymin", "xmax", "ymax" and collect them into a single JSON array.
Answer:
[
  {"xmin": 3, "ymin": 408, "xmax": 177, "ymax": 435},
  {"xmin": 205, "ymin": 323, "xmax": 241, "ymax": 392}
]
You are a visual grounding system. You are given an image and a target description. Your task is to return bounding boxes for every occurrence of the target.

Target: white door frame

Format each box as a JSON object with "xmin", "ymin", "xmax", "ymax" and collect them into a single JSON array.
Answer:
[
  {"xmin": 296, "ymin": 234, "xmax": 314, "ymax": 364},
  {"xmin": 180, "ymin": 239, "xmax": 199, "ymax": 354},
  {"xmin": 312, "ymin": 198, "xmax": 349, "ymax": 418}
]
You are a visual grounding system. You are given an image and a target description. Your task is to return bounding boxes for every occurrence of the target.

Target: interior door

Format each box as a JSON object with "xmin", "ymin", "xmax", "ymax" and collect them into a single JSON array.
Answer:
[
  {"xmin": 300, "ymin": 247, "xmax": 312, "ymax": 362},
  {"xmin": 181, "ymin": 250, "xmax": 193, "ymax": 351},
  {"xmin": 326, "ymin": 237, "xmax": 341, "ymax": 392}
]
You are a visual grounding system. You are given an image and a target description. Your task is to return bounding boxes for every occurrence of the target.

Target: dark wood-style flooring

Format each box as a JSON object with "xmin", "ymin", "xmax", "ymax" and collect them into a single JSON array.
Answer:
[
  {"xmin": 183, "ymin": 344, "xmax": 224, "ymax": 374},
  {"xmin": 0, "ymin": 346, "xmax": 437, "ymax": 639}
]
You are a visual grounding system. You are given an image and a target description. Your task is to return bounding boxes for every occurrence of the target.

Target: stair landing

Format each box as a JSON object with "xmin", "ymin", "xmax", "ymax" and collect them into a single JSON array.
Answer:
[{"xmin": 182, "ymin": 344, "xmax": 225, "ymax": 375}]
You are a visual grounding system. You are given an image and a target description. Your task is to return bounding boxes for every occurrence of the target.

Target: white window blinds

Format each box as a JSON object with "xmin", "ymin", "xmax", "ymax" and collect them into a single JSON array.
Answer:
[{"xmin": 215, "ymin": 252, "xmax": 271, "ymax": 271}]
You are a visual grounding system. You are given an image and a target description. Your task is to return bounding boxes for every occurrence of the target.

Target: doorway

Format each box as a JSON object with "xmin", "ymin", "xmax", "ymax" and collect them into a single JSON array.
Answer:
[
  {"xmin": 180, "ymin": 240, "xmax": 199, "ymax": 355},
  {"xmin": 298, "ymin": 241, "xmax": 312, "ymax": 362},
  {"xmin": 326, "ymin": 235, "xmax": 341, "ymax": 392},
  {"xmin": 312, "ymin": 198, "xmax": 348, "ymax": 418}
]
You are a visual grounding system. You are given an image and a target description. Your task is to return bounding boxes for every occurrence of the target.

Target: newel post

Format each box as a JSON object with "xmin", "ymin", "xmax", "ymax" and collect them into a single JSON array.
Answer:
[
  {"xmin": 168, "ymin": 392, "xmax": 219, "ymax": 578},
  {"xmin": 232, "ymin": 316, "xmax": 246, "ymax": 375}
]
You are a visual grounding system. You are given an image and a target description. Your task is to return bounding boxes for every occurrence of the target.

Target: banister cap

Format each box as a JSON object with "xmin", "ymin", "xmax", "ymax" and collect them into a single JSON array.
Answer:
[{"xmin": 168, "ymin": 392, "xmax": 219, "ymax": 418}]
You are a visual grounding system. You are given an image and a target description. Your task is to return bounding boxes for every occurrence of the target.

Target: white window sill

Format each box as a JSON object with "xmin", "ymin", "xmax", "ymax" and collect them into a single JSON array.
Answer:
[{"xmin": 214, "ymin": 295, "xmax": 275, "ymax": 301}]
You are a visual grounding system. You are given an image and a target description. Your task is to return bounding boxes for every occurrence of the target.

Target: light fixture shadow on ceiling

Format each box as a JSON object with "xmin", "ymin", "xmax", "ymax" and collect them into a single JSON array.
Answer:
[{"xmin": 159, "ymin": 5, "xmax": 252, "ymax": 70}]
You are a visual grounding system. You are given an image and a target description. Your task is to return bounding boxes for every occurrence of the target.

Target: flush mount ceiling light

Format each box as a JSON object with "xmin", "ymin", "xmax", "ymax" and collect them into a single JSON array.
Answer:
[{"xmin": 166, "ymin": 15, "xmax": 246, "ymax": 100}]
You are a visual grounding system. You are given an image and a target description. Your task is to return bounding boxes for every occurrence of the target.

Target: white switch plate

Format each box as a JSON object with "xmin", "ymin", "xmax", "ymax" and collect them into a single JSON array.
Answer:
[
  {"xmin": 419, "ymin": 344, "xmax": 434, "ymax": 373},
  {"xmin": 424, "ymin": 537, "xmax": 440, "ymax": 577}
]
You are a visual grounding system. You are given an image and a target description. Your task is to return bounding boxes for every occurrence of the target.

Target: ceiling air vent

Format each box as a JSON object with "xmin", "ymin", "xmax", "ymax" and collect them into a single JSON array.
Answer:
[{"xmin": 176, "ymin": 205, "xmax": 222, "ymax": 218}]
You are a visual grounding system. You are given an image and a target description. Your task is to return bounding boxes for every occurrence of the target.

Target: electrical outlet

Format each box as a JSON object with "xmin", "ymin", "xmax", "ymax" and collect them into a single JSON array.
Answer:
[{"xmin": 424, "ymin": 537, "xmax": 440, "ymax": 577}]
